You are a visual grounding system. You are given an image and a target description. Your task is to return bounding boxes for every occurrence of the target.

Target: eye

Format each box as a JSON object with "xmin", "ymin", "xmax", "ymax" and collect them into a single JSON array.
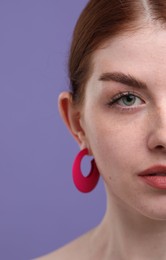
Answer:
[
  {"xmin": 107, "ymin": 92, "xmax": 144, "ymax": 109},
  {"xmin": 117, "ymin": 94, "xmax": 141, "ymax": 106}
]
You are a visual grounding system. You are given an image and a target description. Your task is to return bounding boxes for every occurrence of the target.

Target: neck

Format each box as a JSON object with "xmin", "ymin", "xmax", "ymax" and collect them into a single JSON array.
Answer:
[{"xmin": 93, "ymin": 192, "xmax": 166, "ymax": 260}]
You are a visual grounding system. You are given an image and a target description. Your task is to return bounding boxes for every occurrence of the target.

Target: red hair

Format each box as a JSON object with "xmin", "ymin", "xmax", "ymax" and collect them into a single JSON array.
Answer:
[{"xmin": 68, "ymin": 0, "xmax": 166, "ymax": 104}]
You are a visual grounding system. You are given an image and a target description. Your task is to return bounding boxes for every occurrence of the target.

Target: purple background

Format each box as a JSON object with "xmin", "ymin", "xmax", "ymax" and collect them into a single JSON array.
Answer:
[{"xmin": 0, "ymin": 1, "xmax": 106, "ymax": 259}]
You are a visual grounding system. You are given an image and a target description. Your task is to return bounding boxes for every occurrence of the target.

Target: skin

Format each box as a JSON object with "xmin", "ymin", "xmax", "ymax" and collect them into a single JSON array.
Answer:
[{"xmin": 37, "ymin": 25, "xmax": 166, "ymax": 260}]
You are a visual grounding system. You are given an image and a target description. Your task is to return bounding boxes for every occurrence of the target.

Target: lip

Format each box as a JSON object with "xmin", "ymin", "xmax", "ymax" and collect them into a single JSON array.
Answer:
[
  {"xmin": 138, "ymin": 165, "xmax": 166, "ymax": 176},
  {"xmin": 138, "ymin": 165, "xmax": 166, "ymax": 189}
]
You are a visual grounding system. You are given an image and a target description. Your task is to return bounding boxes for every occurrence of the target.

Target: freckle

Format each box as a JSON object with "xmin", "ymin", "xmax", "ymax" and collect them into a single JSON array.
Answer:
[{"xmin": 109, "ymin": 176, "xmax": 112, "ymax": 180}]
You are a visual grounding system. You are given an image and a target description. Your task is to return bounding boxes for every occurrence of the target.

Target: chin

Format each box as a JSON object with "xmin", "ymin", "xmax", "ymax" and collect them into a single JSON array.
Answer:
[
  {"xmin": 144, "ymin": 211, "xmax": 166, "ymax": 221},
  {"xmin": 136, "ymin": 203, "xmax": 166, "ymax": 221}
]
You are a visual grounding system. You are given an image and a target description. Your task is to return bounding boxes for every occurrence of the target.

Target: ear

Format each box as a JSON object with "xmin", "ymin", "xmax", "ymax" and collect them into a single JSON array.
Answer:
[{"xmin": 58, "ymin": 92, "xmax": 87, "ymax": 150}]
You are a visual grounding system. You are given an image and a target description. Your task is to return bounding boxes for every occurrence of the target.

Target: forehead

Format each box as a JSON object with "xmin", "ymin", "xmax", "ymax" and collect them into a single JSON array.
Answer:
[{"xmin": 91, "ymin": 26, "xmax": 166, "ymax": 80}]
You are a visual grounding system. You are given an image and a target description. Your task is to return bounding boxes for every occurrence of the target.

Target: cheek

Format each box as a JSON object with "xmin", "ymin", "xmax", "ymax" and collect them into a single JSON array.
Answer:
[{"xmin": 86, "ymin": 117, "xmax": 145, "ymax": 180}]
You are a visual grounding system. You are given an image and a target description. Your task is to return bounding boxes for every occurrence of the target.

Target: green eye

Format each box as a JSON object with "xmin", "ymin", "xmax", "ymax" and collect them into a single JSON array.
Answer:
[
  {"xmin": 107, "ymin": 91, "xmax": 144, "ymax": 109},
  {"xmin": 118, "ymin": 94, "xmax": 136, "ymax": 106}
]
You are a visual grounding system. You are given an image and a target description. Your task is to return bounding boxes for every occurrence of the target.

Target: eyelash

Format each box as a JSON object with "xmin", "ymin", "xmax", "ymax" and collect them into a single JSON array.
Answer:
[{"xmin": 106, "ymin": 91, "xmax": 145, "ymax": 111}]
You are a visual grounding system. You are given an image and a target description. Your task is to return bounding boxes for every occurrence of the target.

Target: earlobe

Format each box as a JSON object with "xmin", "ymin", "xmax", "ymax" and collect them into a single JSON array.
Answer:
[{"xmin": 58, "ymin": 91, "xmax": 86, "ymax": 148}]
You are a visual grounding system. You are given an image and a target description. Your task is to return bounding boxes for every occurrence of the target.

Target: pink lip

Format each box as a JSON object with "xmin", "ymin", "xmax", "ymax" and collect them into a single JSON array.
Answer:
[
  {"xmin": 138, "ymin": 165, "xmax": 166, "ymax": 176},
  {"xmin": 138, "ymin": 165, "xmax": 166, "ymax": 189}
]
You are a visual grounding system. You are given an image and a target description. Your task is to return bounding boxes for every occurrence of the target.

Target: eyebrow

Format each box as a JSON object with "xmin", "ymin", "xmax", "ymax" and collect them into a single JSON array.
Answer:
[{"xmin": 98, "ymin": 72, "xmax": 147, "ymax": 89}]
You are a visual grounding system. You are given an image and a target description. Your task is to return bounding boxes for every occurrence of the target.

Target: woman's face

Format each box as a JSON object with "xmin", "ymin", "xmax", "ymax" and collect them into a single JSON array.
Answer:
[{"xmin": 80, "ymin": 26, "xmax": 166, "ymax": 220}]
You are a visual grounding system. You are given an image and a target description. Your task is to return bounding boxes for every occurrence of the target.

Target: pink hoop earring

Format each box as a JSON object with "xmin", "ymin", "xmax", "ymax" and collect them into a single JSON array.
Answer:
[{"xmin": 72, "ymin": 148, "xmax": 100, "ymax": 193}]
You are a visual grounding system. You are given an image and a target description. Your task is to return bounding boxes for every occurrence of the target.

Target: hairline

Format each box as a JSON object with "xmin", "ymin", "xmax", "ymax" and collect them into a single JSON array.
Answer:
[{"xmin": 71, "ymin": 18, "xmax": 166, "ymax": 107}]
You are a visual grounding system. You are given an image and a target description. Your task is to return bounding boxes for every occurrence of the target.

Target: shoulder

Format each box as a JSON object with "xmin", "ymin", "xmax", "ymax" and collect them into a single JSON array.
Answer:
[{"xmin": 35, "ymin": 228, "xmax": 96, "ymax": 260}]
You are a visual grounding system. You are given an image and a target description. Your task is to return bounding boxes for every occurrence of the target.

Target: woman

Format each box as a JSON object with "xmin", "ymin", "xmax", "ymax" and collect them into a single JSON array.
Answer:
[{"xmin": 38, "ymin": 0, "xmax": 166, "ymax": 259}]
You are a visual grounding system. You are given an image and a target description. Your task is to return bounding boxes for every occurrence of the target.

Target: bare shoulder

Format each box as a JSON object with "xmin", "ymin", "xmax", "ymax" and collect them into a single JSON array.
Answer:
[{"xmin": 35, "ymin": 228, "xmax": 96, "ymax": 260}]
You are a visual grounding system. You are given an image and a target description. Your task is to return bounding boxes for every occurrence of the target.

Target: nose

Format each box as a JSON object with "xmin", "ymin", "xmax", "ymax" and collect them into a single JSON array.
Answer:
[{"xmin": 147, "ymin": 109, "xmax": 166, "ymax": 152}]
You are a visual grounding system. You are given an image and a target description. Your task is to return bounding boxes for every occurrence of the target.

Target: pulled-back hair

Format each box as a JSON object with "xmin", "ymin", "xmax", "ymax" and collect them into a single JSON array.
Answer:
[{"xmin": 68, "ymin": 0, "xmax": 166, "ymax": 104}]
